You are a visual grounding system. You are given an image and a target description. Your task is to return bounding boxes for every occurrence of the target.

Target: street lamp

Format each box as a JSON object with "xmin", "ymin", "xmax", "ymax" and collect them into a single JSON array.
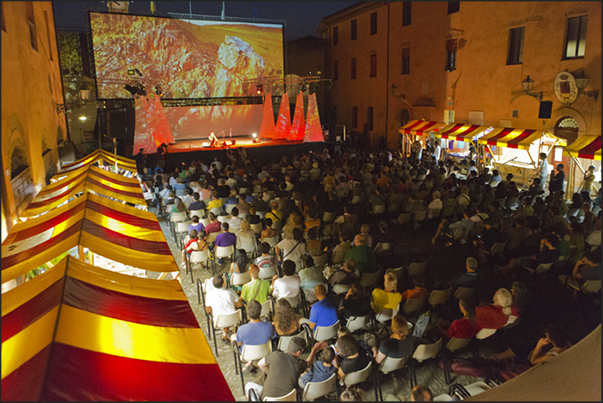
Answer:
[
  {"xmin": 522, "ymin": 75, "xmax": 543, "ymax": 102},
  {"xmin": 56, "ymin": 84, "xmax": 93, "ymax": 114},
  {"xmin": 574, "ymin": 71, "xmax": 599, "ymax": 102}
]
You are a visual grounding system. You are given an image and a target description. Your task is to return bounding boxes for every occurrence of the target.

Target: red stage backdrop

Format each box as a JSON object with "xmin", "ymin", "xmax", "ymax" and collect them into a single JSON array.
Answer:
[
  {"xmin": 90, "ymin": 13, "xmax": 284, "ymax": 100},
  {"xmin": 273, "ymin": 92, "xmax": 291, "ymax": 140},
  {"xmin": 304, "ymin": 93, "xmax": 324, "ymax": 142},
  {"xmin": 163, "ymin": 104, "xmax": 263, "ymax": 141},
  {"xmin": 288, "ymin": 92, "xmax": 305, "ymax": 141},
  {"xmin": 259, "ymin": 92, "xmax": 276, "ymax": 139},
  {"xmin": 133, "ymin": 96, "xmax": 158, "ymax": 153}
]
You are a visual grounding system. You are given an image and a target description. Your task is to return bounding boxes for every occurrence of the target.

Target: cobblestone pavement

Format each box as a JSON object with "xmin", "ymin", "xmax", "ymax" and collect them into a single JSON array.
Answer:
[{"xmin": 151, "ymin": 207, "xmax": 486, "ymax": 401}]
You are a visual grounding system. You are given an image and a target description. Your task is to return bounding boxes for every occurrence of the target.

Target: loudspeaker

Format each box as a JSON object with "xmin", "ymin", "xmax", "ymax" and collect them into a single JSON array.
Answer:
[
  {"xmin": 538, "ymin": 101, "xmax": 553, "ymax": 119},
  {"xmin": 107, "ymin": 109, "xmax": 128, "ymax": 138}
]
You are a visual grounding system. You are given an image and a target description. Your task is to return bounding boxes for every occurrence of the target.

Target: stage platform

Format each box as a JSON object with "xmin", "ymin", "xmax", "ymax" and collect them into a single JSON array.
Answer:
[{"xmin": 164, "ymin": 137, "xmax": 333, "ymax": 165}]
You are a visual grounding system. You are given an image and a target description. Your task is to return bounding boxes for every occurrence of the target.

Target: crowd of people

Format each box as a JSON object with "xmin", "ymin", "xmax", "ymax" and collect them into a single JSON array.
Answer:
[{"xmin": 136, "ymin": 140, "xmax": 600, "ymax": 400}]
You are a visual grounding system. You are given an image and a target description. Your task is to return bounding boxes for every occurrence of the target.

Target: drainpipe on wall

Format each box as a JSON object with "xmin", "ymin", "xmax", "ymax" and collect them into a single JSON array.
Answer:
[{"xmin": 384, "ymin": 2, "xmax": 391, "ymax": 149}]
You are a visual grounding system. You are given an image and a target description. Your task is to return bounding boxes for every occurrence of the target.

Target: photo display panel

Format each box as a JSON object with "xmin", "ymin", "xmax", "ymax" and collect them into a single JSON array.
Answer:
[
  {"xmin": 89, "ymin": 12, "xmax": 284, "ymax": 99},
  {"xmin": 164, "ymin": 104, "xmax": 264, "ymax": 140}
]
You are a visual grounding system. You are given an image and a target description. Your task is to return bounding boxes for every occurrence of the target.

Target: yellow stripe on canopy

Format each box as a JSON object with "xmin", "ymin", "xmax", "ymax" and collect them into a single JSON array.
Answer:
[
  {"xmin": 563, "ymin": 135, "xmax": 601, "ymax": 160},
  {"xmin": 84, "ymin": 211, "xmax": 165, "ymax": 242},
  {"xmin": 80, "ymin": 232, "xmax": 179, "ymax": 273},
  {"xmin": 1, "ymin": 233, "xmax": 80, "ymax": 285},
  {"xmin": 66, "ymin": 258, "xmax": 187, "ymax": 301},
  {"xmin": 4, "ymin": 195, "xmax": 86, "ymax": 236},
  {"xmin": 1, "ymin": 306, "xmax": 60, "ymax": 379},
  {"xmin": 1, "ymin": 261, "xmax": 67, "ymax": 316},
  {"xmin": 88, "ymin": 192, "xmax": 158, "ymax": 222},
  {"xmin": 89, "ymin": 165, "xmax": 141, "ymax": 186},
  {"xmin": 84, "ymin": 182, "xmax": 145, "ymax": 205},
  {"xmin": 55, "ymin": 304, "xmax": 216, "ymax": 364}
]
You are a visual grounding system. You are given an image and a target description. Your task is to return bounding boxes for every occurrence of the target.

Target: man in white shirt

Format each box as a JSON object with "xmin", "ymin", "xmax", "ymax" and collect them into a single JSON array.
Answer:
[
  {"xmin": 427, "ymin": 191, "xmax": 443, "ymax": 219},
  {"xmin": 181, "ymin": 187, "xmax": 195, "ymax": 207},
  {"xmin": 275, "ymin": 228, "xmax": 307, "ymax": 271},
  {"xmin": 271, "ymin": 260, "xmax": 301, "ymax": 300},
  {"xmin": 205, "ymin": 274, "xmax": 242, "ymax": 341},
  {"xmin": 227, "ymin": 207, "xmax": 244, "ymax": 232},
  {"xmin": 537, "ymin": 152, "xmax": 549, "ymax": 184}
]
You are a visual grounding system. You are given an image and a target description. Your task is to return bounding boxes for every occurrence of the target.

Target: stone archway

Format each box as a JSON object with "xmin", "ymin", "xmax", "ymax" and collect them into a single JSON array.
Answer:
[
  {"xmin": 553, "ymin": 116, "xmax": 580, "ymax": 143},
  {"xmin": 547, "ymin": 106, "xmax": 588, "ymax": 139}
]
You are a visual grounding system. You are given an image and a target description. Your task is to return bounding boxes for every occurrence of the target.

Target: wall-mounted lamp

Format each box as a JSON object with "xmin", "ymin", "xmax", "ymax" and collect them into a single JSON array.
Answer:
[
  {"xmin": 575, "ymin": 71, "xmax": 599, "ymax": 102},
  {"xmin": 56, "ymin": 84, "xmax": 93, "ymax": 114},
  {"xmin": 522, "ymin": 75, "xmax": 543, "ymax": 102}
]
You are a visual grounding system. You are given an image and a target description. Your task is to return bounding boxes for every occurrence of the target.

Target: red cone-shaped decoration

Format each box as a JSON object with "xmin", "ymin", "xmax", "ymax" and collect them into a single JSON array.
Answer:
[
  {"xmin": 133, "ymin": 95, "xmax": 158, "ymax": 153},
  {"xmin": 304, "ymin": 93, "xmax": 324, "ymax": 143},
  {"xmin": 273, "ymin": 92, "xmax": 291, "ymax": 140},
  {"xmin": 259, "ymin": 92, "xmax": 276, "ymax": 139},
  {"xmin": 287, "ymin": 92, "xmax": 305, "ymax": 141},
  {"xmin": 154, "ymin": 93, "xmax": 175, "ymax": 144}
]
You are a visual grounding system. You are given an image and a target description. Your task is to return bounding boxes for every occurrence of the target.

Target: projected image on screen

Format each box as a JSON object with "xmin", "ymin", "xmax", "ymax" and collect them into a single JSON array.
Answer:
[
  {"xmin": 90, "ymin": 12, "xmax": 284, "ymax": 99},
  {"xmin": 164, "ymin": 104, "xmax": 264, "ymax": 140}
]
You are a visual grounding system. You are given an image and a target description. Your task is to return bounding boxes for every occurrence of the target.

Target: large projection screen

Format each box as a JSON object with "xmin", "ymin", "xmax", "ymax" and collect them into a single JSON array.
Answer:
[
  {"xmin": 164, "ymin": 104, "xmax": 264, "ymax": 140},
  {"xmin": 89, "ymin": 12, "xmax": 284, "ymax": 99}
]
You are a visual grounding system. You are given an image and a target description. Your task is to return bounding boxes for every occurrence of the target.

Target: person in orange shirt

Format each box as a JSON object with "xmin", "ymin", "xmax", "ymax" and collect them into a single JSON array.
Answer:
[{"xmin": 400, "ymin": 276, "xmax": 429, "ymax": 302}]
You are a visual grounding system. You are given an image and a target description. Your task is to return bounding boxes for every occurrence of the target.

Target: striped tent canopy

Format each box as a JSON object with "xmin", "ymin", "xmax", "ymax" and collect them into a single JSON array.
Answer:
[
  {"xmin": 478, "ymin": 127, "xmax": 568, "ymax": 150},
  {"xmin": 59, "ymin": 149, "xmax": 138, "ymax": 175},
  {"xmin": 2, "ymin": 192, "xmax": 178, "ymax": 285},
  {"xmin": 20, "ymin": 165, "xmax": 146, "ymax": 218},
  {"xmin": 433, "ymin": 123, "xmax": 490, "ymax": 141},
  {"xmin": 1, "ymin": 255, "xmax": 233, "ymax": 401},
  {"xmin": 399, "ymin": 120, "xmax": 446, "ymax": 137},
  {"xmin": 563, "ymin": 135, "xmax": 601, "ymax": 160}
]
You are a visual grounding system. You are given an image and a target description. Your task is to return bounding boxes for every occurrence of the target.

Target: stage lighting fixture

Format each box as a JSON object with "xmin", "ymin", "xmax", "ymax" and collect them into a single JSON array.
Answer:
[
  {"xmin": 300, "ymin": 82, "xmax": 308, "ymax": 92},
  {"xmin": 127, "ymin": 69, "xmax": 135, "ymax": 76},
  {"xmin": 252, "ymin": 133, "xmax": 257, "ymax": 138},
  {"xmin": 154, "ymin": 86, "xmax": 163, "ymax": 96},
  {"xmin": 134, "ymin": 68, "xmax": 143, "ymax": 77},
  {"xmin": 256, "ymin": 84, "xmax": 263, "ymax": 95},
  {"xmin": 124, "ymin": 84, "xmax": 138, "ymax": 96}
]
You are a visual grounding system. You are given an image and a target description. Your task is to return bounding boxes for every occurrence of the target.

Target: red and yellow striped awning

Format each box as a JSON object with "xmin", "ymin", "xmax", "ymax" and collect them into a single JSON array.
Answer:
[
  {"xmin": 59, "ymin": 149, "xmax": 138, "ymax": 175},
  {"xmin": 399, "ymin": 120, "xmax": 446, "ymax": 137},
  {"xmin": 1, "ymin": 255, "xmax": 233, "ymax": 401},
  {"xmin": 434, "ymin": 123, "xmax": 489, "ymax": 141},
  {"xmin": 20, "ymin": 165, "xmax": 145, "ymax": 218},
  {"xmin": 478, "ymin": 127, "xmax": 567, "ymax": 150},
  {"xmin": 563, "ymin": 135, "xmax": 601, "ymax": 161},
  {"xmin": 2, "ymin": 192, "xmax": 178, "ymax": 285}
]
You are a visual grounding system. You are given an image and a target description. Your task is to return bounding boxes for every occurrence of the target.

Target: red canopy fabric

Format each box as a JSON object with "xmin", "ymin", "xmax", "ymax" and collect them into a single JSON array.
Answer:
[
  {"xmin": 259, "ymin": 92, "xmax": 276, "ymax": 139},
  {"xmin": 288, "ymin": 92, "xmax": 305, "ymax": 141},
  {"xmin": 273, "ymin": 92, "xmax": 291, "ymax": 140},
  {"xmin": 1, "ymin": 255, "xmax": 234, "ymax": 401},
  {"xmin": 304, "ymin": 93, "xmax": 324, "ymax": 142}
]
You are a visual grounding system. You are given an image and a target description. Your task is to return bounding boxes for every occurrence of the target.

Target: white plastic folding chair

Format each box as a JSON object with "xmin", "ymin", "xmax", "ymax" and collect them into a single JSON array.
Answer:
[
  {"xmin": 372, "ymin": 204, "xmax": 386, "ymax": 215},
  {"xmin": 332, "ymin": 283, "xmax": 351, "ymax": 295},
  {"xmin": 385, "ymin": 266, "xmax": 405, "ymax": 281},
  {"xmin": 209, "ymin": 206, "xmax": 224, "ymax": 216},
  {"xmin": 402, "ymin": 295, "xmax": 426, "ymax": 315},
  {"xmin": 263, "ymin": 388, "xmax": 297, "ymax": 401},
  {"xmin": 189, "ymin": 209, "xmax": 205, "ymax": 220},
  {"xmin": 263, "ymin": 236, "xmax": 278, "ymax": 249},
  {"xmin": 312, "ymin": 253, "xmax": 328, "ymax": 268},
  {"xmin": 346, "ymin": 314, "xmax": 371, "ymax": 333},
  {"xmin": 190, "ymin": 249, "xmax": 213, "ymax": 278},
  {"xmin": 428, "ymin": 287, "xmax": 452, "ymax": 308},
  {"xmin": 258, "ymin": 265, "xmax": 277, "ymax": 280},
  {"xmin": 313, "ymin": 320, "xmax": 340, "ymax": 342},
  {"xmin": 231, "ymin": 271, "xmax": 252, "ymax": 288},
  {"xmin": 211, "ymin": 309, "xmax": 243, "ymax": 356},
  {"xmin": 217, "ymin": 215, "xmax": 229, "ymax": 223},
  {"xmin": 259, "ymin": 299, "xmax": 274, "ymax": 320},
  {"xmin": 407, "ymin": 261, "xmax": 427, "ymax": 277},
  {"xmin": 175, "ymin": 221, "xmax": 192, "ymax": 249},
  {"xmin": 376, "ymin": 356, "xmax": 410, "ymax": 401},
  {"xmin": 453, "ymin": 286, "xmax": 475, "ymax": 300},
  {"xmin": 225, "ymin": 203, "xmax": 236, "ymax": 214},
  {"xmin": 359, "ymin": 271, "xmax": 381, "ymax": 290},
  {"xmin": 215, "ymin": 245, "xmax": 235, "ymax": 264},
  {"xmin": 413, "ymin": 338, "xmax": 443, "ymax": 363},
  {"xmin": 251, "ymin": 222, "xmax": 264, "ymax": 236},
  {"xmin": 302, "ymin": 373, "xmax": 337, "ymax": 401},
  {"xmin": 234, "ymin": 340, "xmax": 272, "ymax": 393},
  {"xmin": 343, "ymin": 360, "xmax": 373, "ymax": 388},
  {"xmin": 239, "ymin": 239, "xmax": 258, "ymax": 257}
]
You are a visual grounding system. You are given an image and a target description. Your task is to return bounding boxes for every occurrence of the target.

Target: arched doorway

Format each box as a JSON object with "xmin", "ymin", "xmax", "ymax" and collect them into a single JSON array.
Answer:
[{"xmin": 554, "ymin": 116, "xmax": 579, "ymax": 143}]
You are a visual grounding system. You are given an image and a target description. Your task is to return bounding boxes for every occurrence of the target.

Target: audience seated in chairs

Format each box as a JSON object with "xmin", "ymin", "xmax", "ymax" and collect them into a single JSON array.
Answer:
[
  {"xmin": 339, "ymin": 282, "xmax": 372, "ymax": 320},
  {"xmin": 205, "ymin": 274, "xmax": 243, "ymax": 342},
  {"xmin": 241, "ymin": 264, "xmax": 271, "ymax": 304},
  {"xmin": 372, "ymin": 273, "xmax": 402, "ymax": 315},
  {"xmin": 300, "ymin": 284, "xmax": 339, "ymax": 331},
  {"xmin": 270, "ymin": 260, "xmax": 301, "ymax": 300},
  {"xmin": 475, "ymin": 288, "xmax": 518, "ymax": 330},
  {"xmin": 372, "ymin": 314, "xmax": 414, "ymax": 365}
]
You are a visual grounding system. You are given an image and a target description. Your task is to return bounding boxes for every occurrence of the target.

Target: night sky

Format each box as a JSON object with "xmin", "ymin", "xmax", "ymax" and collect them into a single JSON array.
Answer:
[{"xmin": 53, "ymin": 1, "xmax": 359, "ymax": 38}]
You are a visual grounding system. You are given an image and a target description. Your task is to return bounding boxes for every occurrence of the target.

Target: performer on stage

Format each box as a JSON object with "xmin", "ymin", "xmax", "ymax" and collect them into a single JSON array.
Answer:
[{"xmin": 208, "ymin": 131, "xmax": 220, "ymax": 148}]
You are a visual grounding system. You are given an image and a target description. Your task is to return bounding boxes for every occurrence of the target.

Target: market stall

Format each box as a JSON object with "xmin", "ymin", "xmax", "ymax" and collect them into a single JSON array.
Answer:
[
  {"xmin": 20, "ymin": 165, "xmax": 147, "ymax": 218},
  {"xmin": 1, "ymin": 255, "xmax": 233, "ymax": 401},
  {"xmin": 563, "ymin": 135, "xmax": 601, "ymax": 196},
  {"xmin": 58, "ymin": 148, "xmax": 138, "ymax": 176},
  {"xmin": 399, "ymin": 120, "xmax": 446, "ymax": 157},
  {"xmin": 433, "ymin": 123, "xmax": 490, "ymax": 169},
  {"xmin": 478, "ymin": 127, "xmax": 567, "ymax": 188},
  {"xmin": 2, "ymin": 192, "xmax": 179, "ymax": 286}
]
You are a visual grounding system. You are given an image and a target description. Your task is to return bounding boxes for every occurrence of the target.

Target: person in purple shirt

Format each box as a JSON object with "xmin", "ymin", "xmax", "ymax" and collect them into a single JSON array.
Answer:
[
  {"xmin": 215, "ymin": 222, "xmax": 237, "ymax": 264},
  {"xmin": 188, "ymin": 215, "xmax": 205, "ymax": 236}
]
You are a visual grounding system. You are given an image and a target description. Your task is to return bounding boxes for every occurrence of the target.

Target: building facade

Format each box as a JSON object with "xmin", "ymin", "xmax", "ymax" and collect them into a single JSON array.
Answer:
[
  {"xmin": 1, "ymin": 2, "xmax": 67, "ymax": 240},
  {"xmin": 319, "ymin": 1, "xmax": 601, "ymax": 162}
]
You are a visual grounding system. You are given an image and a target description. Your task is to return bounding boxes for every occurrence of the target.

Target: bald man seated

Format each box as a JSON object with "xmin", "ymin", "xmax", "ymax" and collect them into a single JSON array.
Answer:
[{"xmin": 299, "ymin": 284, "xmax": 339, "ymax": 330}]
